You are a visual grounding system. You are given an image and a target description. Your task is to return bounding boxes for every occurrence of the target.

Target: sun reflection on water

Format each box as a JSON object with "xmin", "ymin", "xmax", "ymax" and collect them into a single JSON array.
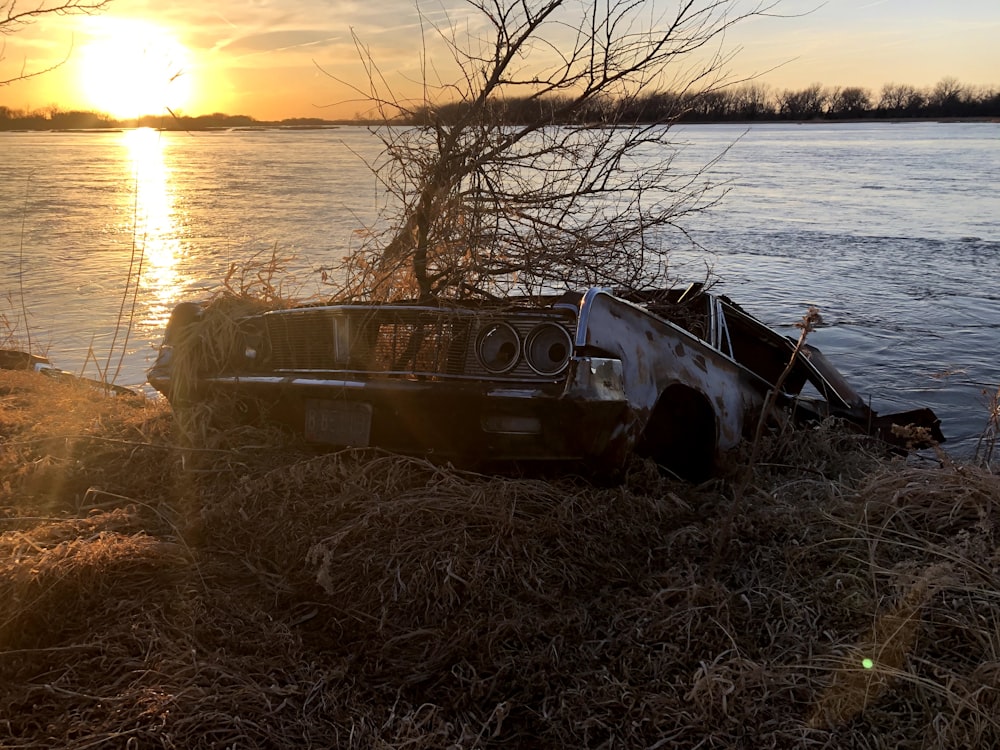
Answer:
[{"xmin": 121, "ymin": 127, "xmax": 184, "ymax": 328}]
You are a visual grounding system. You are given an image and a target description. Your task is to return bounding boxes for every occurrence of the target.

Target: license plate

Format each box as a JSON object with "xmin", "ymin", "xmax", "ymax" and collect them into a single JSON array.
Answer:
[{"xmin": 304, "ymin": 400, "xmax": 372, "ymax": 446}]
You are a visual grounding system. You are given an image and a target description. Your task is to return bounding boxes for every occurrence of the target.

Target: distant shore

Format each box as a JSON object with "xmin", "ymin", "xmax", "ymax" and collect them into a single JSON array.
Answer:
[{"xmin": 2, "ymin": 116, "xmax": 997, "ymax": 134}]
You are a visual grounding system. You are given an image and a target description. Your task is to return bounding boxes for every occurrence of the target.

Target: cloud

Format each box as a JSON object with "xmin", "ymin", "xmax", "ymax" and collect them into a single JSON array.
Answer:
[{"xmin": 221, "ymin": 29, "xmax": 343, "ymax": 54}]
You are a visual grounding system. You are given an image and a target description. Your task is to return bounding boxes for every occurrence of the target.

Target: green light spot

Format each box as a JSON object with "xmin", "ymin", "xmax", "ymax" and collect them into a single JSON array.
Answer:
[{"xmin": 862, "ymin": 658, "xmax": 874, "ymax": 670}]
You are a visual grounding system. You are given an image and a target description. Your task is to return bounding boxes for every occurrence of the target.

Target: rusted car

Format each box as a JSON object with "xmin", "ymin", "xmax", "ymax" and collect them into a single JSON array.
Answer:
[{"xmin": 147, "ymin": 284, "xmax": 942, "ymax": 480}]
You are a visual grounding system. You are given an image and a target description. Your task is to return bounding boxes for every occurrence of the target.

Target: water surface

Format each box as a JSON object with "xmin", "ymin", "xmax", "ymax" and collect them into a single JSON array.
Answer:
[{"xmin": 1, "ymin": 122, "xmax": 997, "ymax": 457}]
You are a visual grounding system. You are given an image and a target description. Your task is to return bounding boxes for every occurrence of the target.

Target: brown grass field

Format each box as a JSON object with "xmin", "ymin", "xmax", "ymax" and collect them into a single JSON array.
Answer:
[{"xmin": 1, "ymin": 367, "xmax": 999, "ymax": 748}]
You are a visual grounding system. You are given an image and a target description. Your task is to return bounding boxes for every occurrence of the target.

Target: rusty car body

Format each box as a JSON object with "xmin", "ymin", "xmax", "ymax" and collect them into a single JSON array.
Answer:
[{"xmin": 147, "ymin": 285, "xmax": 942, "ymax": 480}]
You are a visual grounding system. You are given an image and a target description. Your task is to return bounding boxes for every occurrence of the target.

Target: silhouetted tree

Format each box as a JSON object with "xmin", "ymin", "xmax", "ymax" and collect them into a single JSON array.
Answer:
[
  {"xmin": 971, "ymin": 86, "xmax": 1000, "ymax": 117},
  {"xmin": 329, "ymin": 0, "xmax": 779, "ymax": 301},
  {"xmin": 877, "ymin": 83, "xmax": 926, "ymax": 116},
  {"xmin": 689, "ymin": 89, "xmax": 733, "ymax": 120},
  {"xmin": 777, "ymin": 84, "xmax": 826, "ymax": 120},
  {"xmin": 928, "ymin": 77, "xmax": 964, "ymax": 108},
  {"xmin": 730, "ymin": 83, "xmax": 775, "ymax": 120},
  {"xmin": 927, "ymin": 76, "xmax": 968, "ymax": 116},
  {"xmin": 827, "ymin": 86, "xmax": 871, "ymax": 118},
  {"xmin": 48, "ymin": 109, "xmax": 114, "ymax": 129}
]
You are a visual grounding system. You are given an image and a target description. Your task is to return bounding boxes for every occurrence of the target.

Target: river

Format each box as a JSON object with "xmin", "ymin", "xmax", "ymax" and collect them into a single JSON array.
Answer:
[{"xmin": 1, "ymin": 121, "xmax": 997, "ymax": 457}]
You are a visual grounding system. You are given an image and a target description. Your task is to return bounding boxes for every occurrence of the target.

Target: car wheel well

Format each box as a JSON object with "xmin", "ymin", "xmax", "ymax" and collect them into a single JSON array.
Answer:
[{"xmin": 637, "ymin": 384, "xmax": 717, "ymax": 481}]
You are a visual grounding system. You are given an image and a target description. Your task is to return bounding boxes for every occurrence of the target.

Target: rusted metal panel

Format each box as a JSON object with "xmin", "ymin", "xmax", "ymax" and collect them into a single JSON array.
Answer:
[{"xmin": 575, "ymin": 290, "xmax": 767, "ymax": 451}]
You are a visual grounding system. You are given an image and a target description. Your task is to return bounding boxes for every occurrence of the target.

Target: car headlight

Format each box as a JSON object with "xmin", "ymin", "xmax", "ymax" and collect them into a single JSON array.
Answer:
[
  {"xmin": 524, "ymin": 322, "xmax": 572, "ymax": 375},
  {"xmin": 477, "ymin": 322, "xmax": 521, "ymax": 374}
]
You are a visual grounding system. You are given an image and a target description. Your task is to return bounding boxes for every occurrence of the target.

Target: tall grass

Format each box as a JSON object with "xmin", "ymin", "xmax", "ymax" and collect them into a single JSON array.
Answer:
[
  {"xmin": 975, "ymin": 385, "xmax": 1000, "ymax": 469},
  {"xmin": 1, "ymin": 296, "xmax": 19, "ymax": 352}
]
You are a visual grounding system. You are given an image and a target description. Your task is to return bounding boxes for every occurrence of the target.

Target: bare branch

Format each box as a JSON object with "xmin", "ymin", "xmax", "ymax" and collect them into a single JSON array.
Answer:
[
  {"xmin": 1, "ymin": 0, "xmax": 111, "ymax": 87},
  {"xmin": 331, "ymin": 0, "xmax": 780, "ymax": 301},
  {"xmin": 1, "ymin": 0, "xmax": 109, "ymax": 34}
]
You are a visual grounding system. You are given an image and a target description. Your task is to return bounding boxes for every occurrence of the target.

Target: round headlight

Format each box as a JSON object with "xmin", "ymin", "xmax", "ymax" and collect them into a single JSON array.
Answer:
[
  {"xmin": 477, "ymin": 322, "xmax": 521, "ymax": 374},
  {"xmin": 525, "ymin": 323, "xmax": 572, "ymax": 375}
]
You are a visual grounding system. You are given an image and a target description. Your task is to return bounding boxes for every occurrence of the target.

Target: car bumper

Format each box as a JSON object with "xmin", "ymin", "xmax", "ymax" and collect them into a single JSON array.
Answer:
[{"xmin": 151, "ymin": 356, "xmax": 630, "ymax": 464}]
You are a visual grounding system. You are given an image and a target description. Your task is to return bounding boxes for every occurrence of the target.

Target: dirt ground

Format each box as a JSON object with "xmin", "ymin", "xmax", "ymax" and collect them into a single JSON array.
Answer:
[{"xmin": 1, "ymin": 368, "xmax": 999, "ymax": 749}]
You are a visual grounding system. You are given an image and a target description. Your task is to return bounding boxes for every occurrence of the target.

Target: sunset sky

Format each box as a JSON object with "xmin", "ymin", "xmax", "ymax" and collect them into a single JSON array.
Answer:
[{"xmin": 2, "ymin": 0, "xmax": 998, "ymax": 120}]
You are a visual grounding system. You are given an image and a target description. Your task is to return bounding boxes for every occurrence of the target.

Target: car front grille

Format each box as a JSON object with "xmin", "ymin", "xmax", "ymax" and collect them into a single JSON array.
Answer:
[{"xmin": 261, "ymin": 306, "xmax": 573, "ymax": 379}]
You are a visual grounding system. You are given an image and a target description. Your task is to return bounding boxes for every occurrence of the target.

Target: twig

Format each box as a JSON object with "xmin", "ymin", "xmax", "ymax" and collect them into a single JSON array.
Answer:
[{"xmin": 18, "ymin": 170, "xmax": 35, "ymax": 355}]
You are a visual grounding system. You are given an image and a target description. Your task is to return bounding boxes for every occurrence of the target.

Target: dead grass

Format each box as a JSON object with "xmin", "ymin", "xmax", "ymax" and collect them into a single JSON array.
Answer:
[
  {"xmin": 1, "ymin": 369, "xmax": 999, "ymax": 748},
  {"xmin": 976, "ymin": 385, "xmax": 1000, "ymax": 467}
]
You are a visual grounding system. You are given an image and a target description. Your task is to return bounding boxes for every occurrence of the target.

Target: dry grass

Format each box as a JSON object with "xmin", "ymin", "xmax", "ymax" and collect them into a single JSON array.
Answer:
[
  {"xmin": 976, "ymin": 385, "xmax": 1000, "ymax": 467},
  {"xmin": 166, "ymin": 249, "xmax": 300, "ymax": 407},
  {"xmin": 1, "ymin": 368, "xmax": 999, "ymax": 748}
]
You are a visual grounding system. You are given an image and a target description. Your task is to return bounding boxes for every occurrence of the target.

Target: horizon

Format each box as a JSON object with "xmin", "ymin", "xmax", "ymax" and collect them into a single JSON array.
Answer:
[
  {"xmin": 1, "ymin": 1, "xmax": 999, "ymax": 121},
  {"xmin": 2, "ymin": 75, "xmax": 997, "ymax": 128}
]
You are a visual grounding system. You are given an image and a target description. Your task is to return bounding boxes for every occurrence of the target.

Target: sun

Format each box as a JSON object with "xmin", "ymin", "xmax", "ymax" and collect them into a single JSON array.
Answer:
[{"xmin": 78, "ymin": 19, "xmax": 194, "ymax": 119}]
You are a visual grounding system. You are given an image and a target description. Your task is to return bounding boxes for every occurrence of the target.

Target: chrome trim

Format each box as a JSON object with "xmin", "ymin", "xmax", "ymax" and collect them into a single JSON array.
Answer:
[
  {"xmin": 487, "ymin": 388, "xmax": 549, "ymax": 398},
  {"xmin": 574, "ymin": 287, "xmax": 612, "ymax": 348},
  {"xmin": 205, "ymin": 376, "xmax": 366, "ymax": 388},
  {"xmin": 707, "ymin": 295, "xmax": 732, "ymax": 356},
  {"xmin": 715, "ymin": 297, "xmax": 733, "ymax": 358},
  {"xmin": 260, "ymin": 303, "xmax": 463, "ymax": 317}
]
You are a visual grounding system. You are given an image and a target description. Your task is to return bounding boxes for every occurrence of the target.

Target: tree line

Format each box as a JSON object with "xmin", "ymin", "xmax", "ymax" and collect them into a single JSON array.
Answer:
[
  {"xmin": 2, "ymin": 77, "xmax": 996, "ymax": 131},
  {"xmin": 414, "ymin": 77, "xmax": 998, "ymax": 125},
  {"xmin": 680, "ymin": 77, "xmax": 999, "ymax": 121},
  {"xmin": 0, "ymin": 108, "xmax": 336, "ymax": 131}
]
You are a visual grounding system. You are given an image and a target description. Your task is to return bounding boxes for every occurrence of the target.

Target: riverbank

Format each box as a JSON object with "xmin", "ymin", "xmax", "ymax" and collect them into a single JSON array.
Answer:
[{"xmin": 2, "ymin": 367, "xmax": 998, "ymax": 747}]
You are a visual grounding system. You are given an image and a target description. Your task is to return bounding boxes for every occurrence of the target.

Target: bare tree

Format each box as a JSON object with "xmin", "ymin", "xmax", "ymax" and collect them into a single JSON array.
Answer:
[
  {"xmin": 776, "ymin": 83, "xmax": 825, "ymax": 120},
  {"xmin": 1, "ymin": 0, "xmax": 111, "ymax": 87},
  {"xmin": 327, "ymin": 0, "xmax": 778, "ymax": 302},
  {"xmin": 730, "ymin": 82, "xmax": 774, "ymax": 119},
  {"xmin": 877, "ymin": 82, "xmax": 925, "ymax": 116},
  {"xmin": 827, "ymin": 86, "xmax": 870, "ymax": 118},
  {"xmin": 927, "ymin": 76, "xmax": 967, "ymax": 115}
]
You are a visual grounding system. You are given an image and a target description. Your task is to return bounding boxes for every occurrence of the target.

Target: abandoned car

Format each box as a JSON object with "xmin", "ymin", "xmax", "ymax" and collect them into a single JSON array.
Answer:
[{"xmin": 147, "ymin": 285, "xmax": 942, "ymax": 480}]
